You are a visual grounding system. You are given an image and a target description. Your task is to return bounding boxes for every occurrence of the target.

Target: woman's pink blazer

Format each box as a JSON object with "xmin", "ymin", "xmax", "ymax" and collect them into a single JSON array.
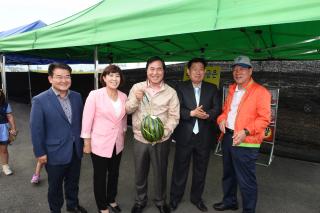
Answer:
[{"xmin": 81, "ymin": 88, "xmax": 127, "ymax": 158}]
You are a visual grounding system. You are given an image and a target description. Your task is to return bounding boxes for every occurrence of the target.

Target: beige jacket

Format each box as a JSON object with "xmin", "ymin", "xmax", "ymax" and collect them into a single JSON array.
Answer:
[{"xmin": 125, "ymin": 81, "xmax": 180, "ymax": 144}]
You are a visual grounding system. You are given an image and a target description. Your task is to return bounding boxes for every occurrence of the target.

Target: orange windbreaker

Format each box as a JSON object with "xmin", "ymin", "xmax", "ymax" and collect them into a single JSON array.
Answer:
[{"xmin": 217, "ymin": 79, "xmax": 271, "ymax": 147}]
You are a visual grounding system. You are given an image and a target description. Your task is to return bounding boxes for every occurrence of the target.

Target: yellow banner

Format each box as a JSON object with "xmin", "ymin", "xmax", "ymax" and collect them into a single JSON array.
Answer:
[{"xmin": 183, "ymin": 65, "xmax": 221, "ymax": 87}]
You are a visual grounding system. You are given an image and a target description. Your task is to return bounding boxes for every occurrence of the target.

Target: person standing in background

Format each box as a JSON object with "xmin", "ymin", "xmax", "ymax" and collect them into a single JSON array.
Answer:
[
  {"xmin": 0, "ymin": 89, "xmax": 17, "ymax": 176},
  {"xmin": 30, "ymin": 160, "xmax": 44, "ymax": 184}
]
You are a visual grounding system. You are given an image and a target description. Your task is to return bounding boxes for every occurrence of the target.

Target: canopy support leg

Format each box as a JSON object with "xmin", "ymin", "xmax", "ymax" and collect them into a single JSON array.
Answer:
[
  {"xmin": 94, "ymin": 46, "xmax": 99, "ymax": 89},
  {"xmin": 0, "ymin": 55, "xmax": 7, "ymax": 97}
]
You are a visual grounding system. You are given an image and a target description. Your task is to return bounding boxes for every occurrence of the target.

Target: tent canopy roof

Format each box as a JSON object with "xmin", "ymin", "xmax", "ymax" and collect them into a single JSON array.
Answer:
[
  {"xmin": 0, "ymin": 20, "xmax": 46, "ymax": 38},
  {"xmin": 1, "ymin": 0, "xmax": 320, "ymax": 63}
]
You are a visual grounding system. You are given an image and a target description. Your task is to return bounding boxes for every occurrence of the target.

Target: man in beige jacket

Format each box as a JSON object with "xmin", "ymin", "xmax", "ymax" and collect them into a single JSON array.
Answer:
[{"xmin": 126, "ymin": 56, "xmax": 180, "ymax": 213}]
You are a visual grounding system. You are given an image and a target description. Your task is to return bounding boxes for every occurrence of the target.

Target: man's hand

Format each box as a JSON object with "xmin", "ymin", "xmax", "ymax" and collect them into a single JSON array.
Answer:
[
  {"xmin": 190, "ymin": 105, "xmax": 209, "ymax": 119},
  {"xmin": 135, "ymin": 90, "xmax": 145, "ymax": 102},
  {"xmin": 38, "ymin": 155, "xmax": 47, "ymax": 164},
  {"xmin": 83, "ymin": 139, "xmax": 91, "ymax": 154},
  {"xmin": 232, "ymin": 130, "xmax": 246, "ymax": 146},
  {"xmin": 218, "ymin": 120, "xmax": 226, "ymax": 133}
]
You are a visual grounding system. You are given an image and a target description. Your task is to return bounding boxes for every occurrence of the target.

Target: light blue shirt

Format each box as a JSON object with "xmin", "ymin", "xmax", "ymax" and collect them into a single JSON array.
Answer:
[
  {"xmin": 0, "ymin": 103, "xmax": 12, "ymax": 142},
  {"xmin": 193, "ymin": 86, "xmax": 201, "ymax": 134}
]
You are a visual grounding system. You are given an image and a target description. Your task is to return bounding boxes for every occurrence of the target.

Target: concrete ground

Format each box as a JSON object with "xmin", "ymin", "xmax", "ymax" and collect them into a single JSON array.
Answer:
[{"xmin": 0, "ymin": 102, "xmax": 319, "ymax": 213}]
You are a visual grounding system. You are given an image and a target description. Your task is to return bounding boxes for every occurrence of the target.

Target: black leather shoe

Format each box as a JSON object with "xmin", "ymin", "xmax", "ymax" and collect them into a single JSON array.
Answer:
[
  {"xmin": 191, "ymin": 200, "xmax": 208, "ymax": 212},
  {"xmin": 213, "ymin": 202, "xmax": 239, "ymax": 211},
  {"xmin": 67, "ymin": 205, "xmax": 88, "ymax": 213},
  {"xmin": 131, "ymin": 203, "xmax": 145, "ymax": 213},
  {"xmin": 108, "ymin": 204, "xmax": 122, "ymax": 212},
  {"xmin": 170, "ymin": 201, "xmax": 178, "ymax": 211},
  {"xmin": 156, "ymin": 204, "xmax": 171, "ymax": 213}
]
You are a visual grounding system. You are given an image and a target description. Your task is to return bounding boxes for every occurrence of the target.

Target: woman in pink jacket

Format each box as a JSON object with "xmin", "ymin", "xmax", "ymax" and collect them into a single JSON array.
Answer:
[{"xmin": 81, "ymin": 65, "xmax": 127, "ymax": 213}]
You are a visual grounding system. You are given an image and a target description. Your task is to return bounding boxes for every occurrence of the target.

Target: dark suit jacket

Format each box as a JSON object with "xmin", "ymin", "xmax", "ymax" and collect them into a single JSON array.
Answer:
[
  {"xmin": 30, "ymin": 88, "xmax": 84, "ymax": 165},
  {"xmin": 174, "ymin": 81, "xmax": 220, "ymax": 146}
]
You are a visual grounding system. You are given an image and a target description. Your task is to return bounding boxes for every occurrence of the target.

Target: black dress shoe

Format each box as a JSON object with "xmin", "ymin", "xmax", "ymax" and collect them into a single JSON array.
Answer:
[
  {"xmin": 170, "ymin": 201, "xmax": 178, "ymax": 211},
  {"xmin": 191, "ymin": 200, "xmax": 208, "ymax": 212},
  {"xmin": 131, "ymin": 203, "xmax": 145, "ymax": 213},
  {"xmin": 67, "ymin": 205, "xmax": 88, "ymax": 213},
  {"xmin": 213, "ymin": 202, "xmax": 239, "ymax": 211},
  {"xmin": 156, "ymin": 204, "xmax": 171, "ymax": 213},
  {"xmin": 108, "ymin": 203, "xmax": 122, "ymax": 212}
]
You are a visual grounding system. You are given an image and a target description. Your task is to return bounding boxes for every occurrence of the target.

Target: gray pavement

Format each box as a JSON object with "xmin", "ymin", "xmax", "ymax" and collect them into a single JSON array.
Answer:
[{"xmin": 0, "ymin": 102, "xmax": 319, "ymax": 213}]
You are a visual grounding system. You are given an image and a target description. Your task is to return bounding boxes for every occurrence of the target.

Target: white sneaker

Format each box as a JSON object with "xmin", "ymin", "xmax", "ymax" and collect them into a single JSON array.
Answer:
[{"xmin": 2, "ymin": 164, "xmax": 13, "ymax": 176}]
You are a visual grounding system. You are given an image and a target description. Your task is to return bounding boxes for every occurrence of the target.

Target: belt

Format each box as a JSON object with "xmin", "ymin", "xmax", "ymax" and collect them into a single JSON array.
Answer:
[{"xmin": 225, "ymin": 127, "xmax": 234, "ymax": 134}]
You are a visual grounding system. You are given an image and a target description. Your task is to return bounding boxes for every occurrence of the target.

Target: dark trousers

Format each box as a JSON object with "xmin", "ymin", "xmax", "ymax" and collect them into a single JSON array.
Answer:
[
  {"xmin": 133, "ymin": 139, "xmax": 170, "ymax": 206},
  {"xmin": 91, "ymin": 149, "xmax": 122, "ymax": 211},
  {"xmin": 170, "ymin": 133, "xmax": 211, "ymax": 203},
  {"xmin": 221, "ymin": 132, "xmax": 259, "ymax": 213},
  {"xmin": 45, "ymin": 148, "xmax": 81, "ymax": 213}
]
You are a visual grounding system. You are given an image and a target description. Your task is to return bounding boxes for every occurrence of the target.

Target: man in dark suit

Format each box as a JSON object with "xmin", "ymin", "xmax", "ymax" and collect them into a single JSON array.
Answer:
[
  {"xmin": 30, "ymin": 63, "xmax": 87, "ymax": 213},
  {"xmin": 170, "ymin": 58, "xmax": 220, "ymax": 212}
]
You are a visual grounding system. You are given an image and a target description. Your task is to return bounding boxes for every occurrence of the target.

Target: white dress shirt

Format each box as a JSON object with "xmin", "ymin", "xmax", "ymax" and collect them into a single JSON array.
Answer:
[{"xmin": 226, "ymin": 85, "xmax": 245, "ymax": 130}]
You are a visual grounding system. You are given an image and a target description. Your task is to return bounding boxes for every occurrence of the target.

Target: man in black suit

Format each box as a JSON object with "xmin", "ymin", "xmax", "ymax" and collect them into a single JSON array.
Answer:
[{"xmin": 170, "ymin": 58, "xmax": 220, "ymax": 212}]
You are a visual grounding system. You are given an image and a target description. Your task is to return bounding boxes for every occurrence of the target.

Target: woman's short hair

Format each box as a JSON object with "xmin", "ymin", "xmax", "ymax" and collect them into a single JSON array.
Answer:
[{"xmin": 100, "ymin": 65, "xmax": 124, "ymax": 87}]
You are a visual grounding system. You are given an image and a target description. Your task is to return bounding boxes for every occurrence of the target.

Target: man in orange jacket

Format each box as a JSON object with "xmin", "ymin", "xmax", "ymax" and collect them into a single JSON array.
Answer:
[{"xmin": 213, "ymin": 56, "xmax": 271, "ymax": 213}]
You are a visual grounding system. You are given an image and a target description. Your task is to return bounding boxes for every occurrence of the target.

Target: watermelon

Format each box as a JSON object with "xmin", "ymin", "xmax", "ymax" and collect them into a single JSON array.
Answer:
[{"xmin": 141, "ymin": 115, "xmax": 164, "ymax": 143}]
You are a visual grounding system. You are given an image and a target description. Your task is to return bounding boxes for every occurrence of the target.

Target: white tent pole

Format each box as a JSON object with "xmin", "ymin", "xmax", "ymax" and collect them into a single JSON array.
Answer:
[
  {"xmin": 27, "ymin": 65, "xmax": 33, "ymax": 104},
  {"xmin": 0, "ymin": 54, "xmax": 8, "ymax": 97},
  {"xmin": 94, "ymin": 46, "xmax": 99, "ymax": 89}
]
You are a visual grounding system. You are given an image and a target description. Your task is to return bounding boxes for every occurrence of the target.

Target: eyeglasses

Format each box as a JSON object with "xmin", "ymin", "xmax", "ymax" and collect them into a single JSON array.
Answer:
[{"xmin": 53, "ymin": 75, "xmax": 71, "ymax": 80}]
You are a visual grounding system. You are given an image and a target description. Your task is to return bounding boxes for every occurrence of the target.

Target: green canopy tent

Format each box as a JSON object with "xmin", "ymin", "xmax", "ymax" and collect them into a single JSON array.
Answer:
[
  {"xmin": 1, "ymin": 0, "xmax": 320, "ymax": 62},
  {"xmin": 1, "ymin": 0, "xmax": 320, "ymax": 91}
]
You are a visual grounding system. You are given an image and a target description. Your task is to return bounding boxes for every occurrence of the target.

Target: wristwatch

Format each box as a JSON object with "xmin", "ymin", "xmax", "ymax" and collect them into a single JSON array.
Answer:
[{"xmin": 244, "ymin": 128, "xmax": 250, "ymax": 136}]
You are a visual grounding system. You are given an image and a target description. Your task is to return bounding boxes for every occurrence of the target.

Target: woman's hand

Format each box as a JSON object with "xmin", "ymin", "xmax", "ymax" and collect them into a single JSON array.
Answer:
[
  {"xmin": 9, "ymin": 129, "xmax": 17, "ymax": 136},
  {"xmin": 83, "ymin": 138, "xmax": 92, "ymax": 154}
]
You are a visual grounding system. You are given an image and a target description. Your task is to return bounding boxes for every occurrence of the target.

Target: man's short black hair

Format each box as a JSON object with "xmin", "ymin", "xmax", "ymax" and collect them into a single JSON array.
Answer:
[
  {"xmin": 146, "ymin": 56, "xmax": 166, "ymax": 71},
  {"xmin": 187, "ymin": 58, "xmax": 207, "ymax": 69},
  {"xmin": 48, "ymin": 63, "xmax": 72, "ymax": 76}
]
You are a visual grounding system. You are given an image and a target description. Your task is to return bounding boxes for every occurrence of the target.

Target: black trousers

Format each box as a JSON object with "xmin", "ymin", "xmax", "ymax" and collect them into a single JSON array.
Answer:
[
  {"xmin": 45, "ymin": 148, "xmax": 81, "ymax": 213},
  {"xmin": 170, "ymin": 133, "xmax": 211, "ymax": 204},
  {"xmin": 91, "ymin": 148, "xmax": 122, "ymax": 211}
]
